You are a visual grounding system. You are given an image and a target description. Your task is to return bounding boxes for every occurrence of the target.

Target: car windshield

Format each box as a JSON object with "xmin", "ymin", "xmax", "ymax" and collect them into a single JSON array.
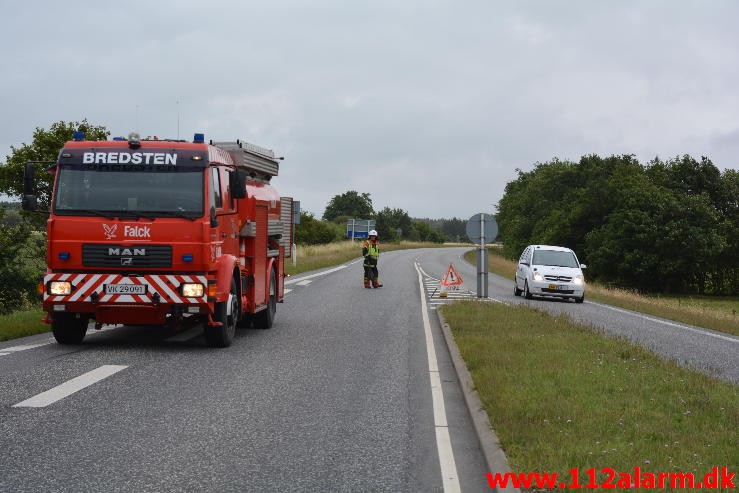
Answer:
[
  {"xmin": 532, "ymin": 249, "xmax": 579, "ymax": 268},
  {"xmin": 54, "ymin": 165, "xmax": 204, "ymax": 217}
]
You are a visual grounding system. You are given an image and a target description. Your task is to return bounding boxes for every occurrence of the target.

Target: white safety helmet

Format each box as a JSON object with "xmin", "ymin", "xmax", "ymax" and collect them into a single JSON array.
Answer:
[{"xmin": 369, "ymin": 230, "xmax": 378, "ymax": 237}]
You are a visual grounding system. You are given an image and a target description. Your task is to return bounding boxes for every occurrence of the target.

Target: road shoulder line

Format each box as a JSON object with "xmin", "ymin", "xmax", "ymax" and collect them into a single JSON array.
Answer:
[{"xmin": 435, "ymin": 308, "xmax": 520, "ymax": 493}]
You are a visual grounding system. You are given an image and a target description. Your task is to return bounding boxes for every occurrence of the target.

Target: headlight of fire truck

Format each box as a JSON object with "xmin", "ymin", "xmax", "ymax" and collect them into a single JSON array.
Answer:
[
  {"xmin": 48, "ymin": 281, "xmax": 72, "ymax": 295},
  {"xmin": 180, "ymin": 283, "xmax": 205, "ymax": 298}
]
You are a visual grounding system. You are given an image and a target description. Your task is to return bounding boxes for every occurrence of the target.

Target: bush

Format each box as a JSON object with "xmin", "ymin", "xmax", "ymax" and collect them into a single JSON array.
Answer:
[
  {"xmin": 295, "ymin": 211, "xmax": 344, "ymax": 245},
  {"xmin": 0, "ymin": 208, "xmax": 44, "ymax": 314}
]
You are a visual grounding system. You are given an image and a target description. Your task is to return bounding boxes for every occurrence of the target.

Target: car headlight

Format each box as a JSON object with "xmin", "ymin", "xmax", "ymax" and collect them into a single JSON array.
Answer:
[
  {"xmin": 573, "ymin": 275, "xmax": 585, "ymax": 285},
  {"xmin": 49, "ymin": 281, "xmax": 72, "ymax": 295},
  {"xmin": 180, "ymin": 283, "xmax": 204, "ymax": 297},
  {"xmin": 533, "ymin": 272, "xmax": 544, "ymax": 281}
]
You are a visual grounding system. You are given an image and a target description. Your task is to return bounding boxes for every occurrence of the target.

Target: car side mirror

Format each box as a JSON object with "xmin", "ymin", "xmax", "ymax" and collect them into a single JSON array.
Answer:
[{"xmin": 580, "ymin": 264, "xmax": 587, "ymax": 269}]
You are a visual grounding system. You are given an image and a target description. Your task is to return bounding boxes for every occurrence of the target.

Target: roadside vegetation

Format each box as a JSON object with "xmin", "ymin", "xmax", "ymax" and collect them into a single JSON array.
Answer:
[
  {"xmin": 0, "ymin": 309, "xmax": 47, "ymax": 342},
  {"xmin": 465, "ymin": 248, "xmax": 739, "ymax": 337},
  {"xmin": 496, "ymin": 154, "xmax": 738, "ymax": 296},
  {"xmin": 286, "ymin": 240, "xmax": 462, "ymax": 276},
  {"xmin": 440, "ymin": 301, "xmax": 738, "ymax": 482}
]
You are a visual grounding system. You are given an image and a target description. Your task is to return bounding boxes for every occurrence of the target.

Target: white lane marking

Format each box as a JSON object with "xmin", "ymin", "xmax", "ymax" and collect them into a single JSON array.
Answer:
[
  {"xmin": 296, "ymin": 280, "xmax": 312, "ymax": 286},
  {"xmin": 0, "ymin": 342, "xmax": 51, "ymax": 353},
  {"xmin": 589, "ymin": 301, "xmax": 739, "ymax": 343},
  {"xmin": 13, "ymin": 365, "xmax": 128, "ymax": 408},
  {"xmin": 415, "ymin": 262, "xmax": 461, "ymax": 493},
  {"xmin": 285, "ymin": 264, "xmax": 348, "ymax": 285},
  {"xmin": 0, "ymin": 352, "xmax": 10, "ymax": 356},
  {"xmin": 284, "ymin": 288, "xmax": 292, "ymax": 294}
]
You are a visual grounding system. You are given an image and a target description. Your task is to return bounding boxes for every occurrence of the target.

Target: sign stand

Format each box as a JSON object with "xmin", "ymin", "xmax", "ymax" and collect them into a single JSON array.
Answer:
[{"xmin": 466, "ymin": 213, "xmax": 498, "ymax": 299}]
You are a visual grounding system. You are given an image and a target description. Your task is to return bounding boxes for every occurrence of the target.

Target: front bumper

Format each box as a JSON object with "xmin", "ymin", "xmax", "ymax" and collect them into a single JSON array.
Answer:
[
  {"xmin": 43, "ymin": 273, "xmax": 212, "ymax": 325},
  {"xmin": 529, "ymin": 279, "xmax": 584, "ymax": 299}
]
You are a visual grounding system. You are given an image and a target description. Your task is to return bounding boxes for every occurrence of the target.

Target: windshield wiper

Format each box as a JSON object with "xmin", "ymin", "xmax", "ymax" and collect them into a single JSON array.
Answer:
[{"xmin": 57, "ymin": 209, "xmax": 117, "ymax": 220}]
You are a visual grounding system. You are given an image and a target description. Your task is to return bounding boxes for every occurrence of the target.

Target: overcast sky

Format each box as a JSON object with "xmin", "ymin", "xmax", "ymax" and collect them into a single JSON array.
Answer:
[{"xmin": 2, "ymin": 1, "xmax": 738, "ymax": 219}]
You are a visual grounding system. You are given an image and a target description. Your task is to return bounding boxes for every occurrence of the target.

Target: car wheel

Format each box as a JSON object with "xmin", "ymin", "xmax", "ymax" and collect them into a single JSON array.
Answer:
[
  {"xmin": 513, "ymin": 279, "xmax": 522, "ymax": 296},
  {"xmin": 575, "ymin": 294, "xmax": 585, "ymax": 304},
  {"xmin": 524, "ymin": 281, "xmax": 533, "ymax": 300}
]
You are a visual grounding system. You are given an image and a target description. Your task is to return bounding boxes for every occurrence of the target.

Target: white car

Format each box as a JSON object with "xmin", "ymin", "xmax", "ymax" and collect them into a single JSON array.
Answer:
[{"xmin": 513, "ymin": 245, "xmax": 586, "ymax": 303}]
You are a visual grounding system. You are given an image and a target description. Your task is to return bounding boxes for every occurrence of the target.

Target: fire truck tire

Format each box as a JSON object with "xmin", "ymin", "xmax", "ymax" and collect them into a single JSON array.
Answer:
[
  {"xmin": 254, "ymin": 269, "xmax": 277, "ymax": 329},
  {"xmin": 51, "ymin": 313, "xmax": 89, "ymax": 344},
  {"xmin": 205, "ymin": 278, "xmax": 238, "ymax": 347}
]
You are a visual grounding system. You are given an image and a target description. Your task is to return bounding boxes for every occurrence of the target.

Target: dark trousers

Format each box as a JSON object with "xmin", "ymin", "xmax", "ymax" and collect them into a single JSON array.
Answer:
[{"xmin": 364, "ymin": 265, "xmax": 378, "ymax": 281}]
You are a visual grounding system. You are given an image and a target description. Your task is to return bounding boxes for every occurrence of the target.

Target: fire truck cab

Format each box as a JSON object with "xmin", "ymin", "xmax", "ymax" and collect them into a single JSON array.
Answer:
[{"xmin": 23, "ymin": 132, "xmax": 294, "ymax": 347}]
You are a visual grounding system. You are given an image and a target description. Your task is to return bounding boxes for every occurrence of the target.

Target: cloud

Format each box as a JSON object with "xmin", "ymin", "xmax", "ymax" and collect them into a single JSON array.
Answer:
[{"xmin": 1, "ymin": 0, "xmax": 738, "ymax": 217}]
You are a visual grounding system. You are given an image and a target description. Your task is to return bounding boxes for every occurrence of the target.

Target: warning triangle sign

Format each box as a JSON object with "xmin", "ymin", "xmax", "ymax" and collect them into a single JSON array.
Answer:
[{"xmin": 440, "ymin": 264, "xmax": 463, "ymax": 287}]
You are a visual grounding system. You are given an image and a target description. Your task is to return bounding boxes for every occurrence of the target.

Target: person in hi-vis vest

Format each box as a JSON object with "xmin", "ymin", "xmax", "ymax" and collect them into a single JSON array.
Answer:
[{"xmin": 362, "ymin": 230, "xmax": 383, "ymax": 289}]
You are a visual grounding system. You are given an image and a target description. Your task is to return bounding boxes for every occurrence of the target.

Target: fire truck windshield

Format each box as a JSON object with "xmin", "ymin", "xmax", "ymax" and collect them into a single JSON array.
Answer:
[{"xmin": 54, "ymin": 165, "xmax": 204, "ymax": 218}]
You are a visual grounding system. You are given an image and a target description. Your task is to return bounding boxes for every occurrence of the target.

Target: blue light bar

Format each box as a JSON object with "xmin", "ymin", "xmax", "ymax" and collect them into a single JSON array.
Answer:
[
  {"xmin": 59, "ymin": 251, "xmax": 71, "ymax": 260},
  {"xmin": 193, "ymin": 133, "xmax": 205, "ymax": 144},
  {"xmin": 182, "ymin": 254, "xmax": 194, "ymax": 262},
  {"xmin": 73, "ymin": 131, "xmax": 85, "ymax": 141}
]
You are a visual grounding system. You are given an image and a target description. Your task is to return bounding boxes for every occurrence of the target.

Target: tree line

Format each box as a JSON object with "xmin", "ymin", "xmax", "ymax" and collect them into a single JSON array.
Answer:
[
  {"xmin": 295, "ymin": 190, "xmax": 468, "ymax": 245},
  {"xmin": 496, "ymin": 154, "xmax": 738, "ymax": 295}
]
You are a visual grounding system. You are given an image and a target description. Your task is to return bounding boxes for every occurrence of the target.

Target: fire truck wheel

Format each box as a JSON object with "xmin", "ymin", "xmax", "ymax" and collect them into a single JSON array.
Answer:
[
  {"xmin": 254, "ymin": 268, "xmax": 277, "ymax": 329},
  {"xmin": 51, "ymin": 313, "xmax": 89, "ymax": 344},
  {"xmin": 205, "ymin": 278, "xmax": 238, "ymax": 347}
]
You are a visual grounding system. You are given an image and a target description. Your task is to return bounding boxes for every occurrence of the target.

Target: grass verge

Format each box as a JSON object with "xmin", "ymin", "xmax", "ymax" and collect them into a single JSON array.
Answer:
[
  {"xmin": 463, "ymin": 248, "xmax": 739, "ymax": 337},
  {"xmin": 440, "ymin": 301, "xmax": 737, "ymax": 482},
  {"xmin": 0, "ymin": 308, "xmax": 48, "ymax": 342}
]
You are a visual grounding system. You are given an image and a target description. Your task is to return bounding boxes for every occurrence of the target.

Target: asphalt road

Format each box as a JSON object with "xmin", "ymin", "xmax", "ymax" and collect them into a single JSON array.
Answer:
[
  {"xmin": 0, "ymin": 247, "xmax": 492, "ymax": 493},
  {"xmin": 1, "ymin": 247, "xmax": 736, "ymax": 493}
]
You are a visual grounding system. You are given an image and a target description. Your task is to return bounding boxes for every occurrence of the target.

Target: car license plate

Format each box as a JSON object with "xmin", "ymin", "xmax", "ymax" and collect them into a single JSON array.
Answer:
[
  {"xmin": 549, "ymin": 284, "xmax": 568, "ymax": 291},
  {"xmin": 105, "ymin": 284, "xmax": 146, "ymax": 295}
]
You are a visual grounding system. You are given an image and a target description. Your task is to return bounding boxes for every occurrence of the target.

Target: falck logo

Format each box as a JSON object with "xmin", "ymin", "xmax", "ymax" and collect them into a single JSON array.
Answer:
[{"xmin": 103, "ymin": 224, "xmax": 118, "ymax": 239}]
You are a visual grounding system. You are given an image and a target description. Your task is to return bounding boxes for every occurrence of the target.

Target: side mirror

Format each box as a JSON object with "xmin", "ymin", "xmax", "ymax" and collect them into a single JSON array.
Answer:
[
  {"xmin": 229, "ymin": 170, "xmax": 247, "ymax": 199},
  {"xmin": 580, "ymin": 264, "xmax": 587, "ymax": 270},
  {"xmin": 22, "ymin": 162, "xmax": 38, "ymax": 211},
  {"xmin": 22, "ymin": 195, "xmax": 38, "ymax": 211}
]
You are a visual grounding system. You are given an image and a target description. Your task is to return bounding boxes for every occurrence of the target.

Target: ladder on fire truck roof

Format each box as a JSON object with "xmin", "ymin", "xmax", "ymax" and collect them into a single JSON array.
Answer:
[{"xmin": 210, "ymin": 139, "xmax": 281, "ymax": 181}]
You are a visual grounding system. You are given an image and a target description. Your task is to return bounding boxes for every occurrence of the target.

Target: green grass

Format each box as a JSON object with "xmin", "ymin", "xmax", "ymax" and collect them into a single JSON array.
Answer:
[
  {"xmin": 0, "ymin": 308, "xmax": 48, "ymax": 342},
  {"xmin": 441, "ymin": 301, "xmax": 738, "ymax": 484},
  {"xmin": 464, "ymin": 248, "xmax": 739, "ymax": 336}
]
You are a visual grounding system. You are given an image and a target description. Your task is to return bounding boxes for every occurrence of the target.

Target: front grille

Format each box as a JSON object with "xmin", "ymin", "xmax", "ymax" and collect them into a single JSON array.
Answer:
[
  {"xmin": 544, "ymin": 275, "xmax": 572, "ymax": 282},
  {"xmin": 82, "ymin": 244, "xmax": 172, "ymax": 268}
]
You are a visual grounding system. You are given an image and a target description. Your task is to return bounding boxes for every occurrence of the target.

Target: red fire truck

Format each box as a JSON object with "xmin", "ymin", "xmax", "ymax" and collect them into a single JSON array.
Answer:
[{"xmin": 22, "ymin": 132, "xmax": 294, "ymax": 347}]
